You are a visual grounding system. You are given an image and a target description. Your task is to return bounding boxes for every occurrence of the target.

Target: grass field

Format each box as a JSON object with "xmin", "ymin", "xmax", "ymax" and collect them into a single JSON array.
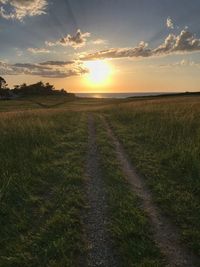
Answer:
[
  {"xmin": 95, "ymin": 116, "xmax": 165, "ymax": 266},
  {"xmin": 0, "ymin": 109, "xmax": 88, "ymax": 266},
  {"xmin": 0, "ymin": 95, "xmax": 199, "ymax": 266},
  {"xmin": 104, "ymin": 96, "xmax": 200, "ymax": 256},
  {"xmin": 0, "ymin": 96, "xmax": 121, "ymax": 113}
]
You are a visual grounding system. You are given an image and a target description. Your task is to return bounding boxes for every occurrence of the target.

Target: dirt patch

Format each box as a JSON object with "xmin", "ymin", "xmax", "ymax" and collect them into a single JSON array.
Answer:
[
  {"xmin": 102, "ymin": 116, "xmax": 199, "ymax": 267},
  {"xmin": 84, "ymin": 114, "xmax": 117, "ymax": 267}
]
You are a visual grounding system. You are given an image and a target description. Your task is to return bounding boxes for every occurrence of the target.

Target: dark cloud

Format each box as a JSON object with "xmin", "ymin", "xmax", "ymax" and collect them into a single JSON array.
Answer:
[
  {"xmin": 13, "ymin": 63, "xmax": 51, "ymax": 70},
  {"xmin": 40, "ymin": 60, "xmax": 75, "ymax": 66},
  {"xmin": 0, "ymin": 60, "xmax": 88, "ymax": 78}
]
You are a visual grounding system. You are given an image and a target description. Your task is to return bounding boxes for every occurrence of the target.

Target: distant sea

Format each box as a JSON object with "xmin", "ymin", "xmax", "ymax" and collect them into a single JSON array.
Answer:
[{"xmin": 76, "ymin": 92, "xmax": 169, "ymax": 99}]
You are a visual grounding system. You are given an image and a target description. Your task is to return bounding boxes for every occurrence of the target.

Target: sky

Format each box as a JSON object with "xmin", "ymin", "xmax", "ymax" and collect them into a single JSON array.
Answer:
[{"xmin": 1, "ymin": 0, "xmax": 200, "ymax": 93}]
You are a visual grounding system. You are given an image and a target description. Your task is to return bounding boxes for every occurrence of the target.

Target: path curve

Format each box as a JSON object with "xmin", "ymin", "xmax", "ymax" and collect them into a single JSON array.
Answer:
[{"xmin": 102, "ymin": 116, "xmax": 199, "ymax": 267}]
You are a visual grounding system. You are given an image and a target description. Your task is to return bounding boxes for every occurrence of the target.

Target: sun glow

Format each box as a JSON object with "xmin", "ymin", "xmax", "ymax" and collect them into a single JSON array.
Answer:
[{"xmin": 84, "ymin": 60, "xmax": 112, "ymax": 87}]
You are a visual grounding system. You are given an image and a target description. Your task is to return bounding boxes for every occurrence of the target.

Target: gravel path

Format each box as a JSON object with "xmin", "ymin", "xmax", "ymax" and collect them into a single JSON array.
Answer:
[
  {"xmin": 102, "ymin": 116, "xmax": 199, "ymax": 267},
  {"xmin": 84, "ymin": 114, "xmax": 117, "ymax": 267}
]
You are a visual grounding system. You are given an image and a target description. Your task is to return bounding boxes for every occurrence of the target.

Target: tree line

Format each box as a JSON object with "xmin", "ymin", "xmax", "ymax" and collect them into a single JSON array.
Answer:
[{"xmin": 0, "ymin": 76, "xmax": 75, "ymax": 98}]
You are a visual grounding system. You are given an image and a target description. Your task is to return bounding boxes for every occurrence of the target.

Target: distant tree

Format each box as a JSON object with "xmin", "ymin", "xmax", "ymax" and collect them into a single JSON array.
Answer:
[
  {"xmin": 0, "ymin": 77, "xmax": 11, "ymax": 98},
  {"xmin": 10, "ymin": 80, "xmax": 74, "ymax": 98},
  {"xmin": 22, "ymin": 83, "xmax": 27, "ymax": 87},
  {"xmin": 45, "ymin": 82, "xmax": 54, "ymax": 92},
  {"xmin": 21, "ymin": 83, "xmax": 27, "ymax": 89},
  {"xmin": 45, "ymin": 82, "xmax": 54, "ymax": 89},
  {"xmin": 0, "ymin": 76, "xmax": 7, "ymax": 89},
  {"xmin": 14, "ymin": 85, "xmax": 20, "ymax": 90}
]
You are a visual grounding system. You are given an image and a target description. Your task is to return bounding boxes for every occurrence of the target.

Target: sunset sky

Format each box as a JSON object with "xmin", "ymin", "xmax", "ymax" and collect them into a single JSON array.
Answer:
[{"xmin": 1, "ymin": 0, "xmax": 200, "ymax": 93}]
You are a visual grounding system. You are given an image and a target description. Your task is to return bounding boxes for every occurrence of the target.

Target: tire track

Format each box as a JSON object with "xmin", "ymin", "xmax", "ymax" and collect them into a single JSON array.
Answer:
[
  {"xmin": 102, "ymin": 116, "xmax": 199, "ymax": 267},
  {"xmin": 85, "ymin": 114, "xmax": 117, "ymax": 267}
]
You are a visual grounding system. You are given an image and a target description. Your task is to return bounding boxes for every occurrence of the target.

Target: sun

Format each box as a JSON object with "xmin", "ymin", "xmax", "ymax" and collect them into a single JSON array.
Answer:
[{"xmin": 84, "ymin": 60, "xmax": 112, "ymax": 87}]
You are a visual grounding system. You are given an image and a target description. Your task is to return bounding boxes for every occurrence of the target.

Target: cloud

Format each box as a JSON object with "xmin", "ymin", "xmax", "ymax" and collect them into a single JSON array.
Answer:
[
  {"xmin": 166, "ymin": 17, "xmax": 174, "ymax": 29},
  {"xmin": 27, "ymin": 47, "xmax": 50, "ymax": 54},
  {"xmin": 40, "ymin": 61, "xmax": 75, "ymax": 66},
  {"xmin": 15, "ymin": 48, "xmax": 23, "ymax": 57},
  {"xmin": 46, "ymin": 29, "xmax": 91, "ymax": 49},
  {"xmin": 0, "ymin": 60, "xmax": 88, "ymax": 78},
  {"xmin": 160, "ymin": 59, "xmax": 200, "ymax": 68},
  {"xmin": 0, "ymin": 61, "xmax": 16, "ymax": 75},
  {"xmin": 0, "ymin": 0, "xmax": 48, "ymax": 21},
  {"xmin": 153, "ymin": 30, "xmax": 200, "ymax": 55},
  {"xmin": 81, "ymin": 29, "xmax": 200, "ymax": 60},
  {"xmin": 92, "ymin": 39, "xmax": 107, "ymax": 45},
  {"xmin": 60, "ymin": 29, "xmax": 90, "ymax": 48},
  {"xmin": 45, "ymin": 41, "xmax": 57, "ymax": 47},
  {"xmin": 13, "ymin": 63, "xmax": 51, "ymax": 70},
  {"xmin": 81, "ymin": 41, "xmax": 152, "ymax": 60}
]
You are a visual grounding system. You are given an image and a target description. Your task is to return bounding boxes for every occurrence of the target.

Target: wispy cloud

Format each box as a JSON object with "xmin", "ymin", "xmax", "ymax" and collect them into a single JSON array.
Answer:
[
  {"xmin": 81, "ymin": 29, "xmax": 200, "ymax": 60},
  {"xmin": 15, "ymin": 48, "xmax": 23, "ymax": 57},
  {"xmin": 92, "ymin": 39, "xmax": 107, "ymax": 45},
  {"xmin": 0, "ymin": 0, "xmax": 48, "ymax": 21},
  {"xmin": 0, "ymin": 60, "xmax": 88, "ymax": 78},
  {"xmin": 166, "ymin": 17, "xmax": 174, "ymax": 29},
  {"xmin": 160, "ymin": 59, "xmax": 200, "ymax": 68},
  {"xmin": 27, "ymin": 47, "xmax": 50, "ymax": 54},
  {"xmin": 40, "ymin": 61, "xmax": 75, "ymax": 66},
  {"xmin": 46, "ymin": 29, "xmax": 91, "ymax": 49}
]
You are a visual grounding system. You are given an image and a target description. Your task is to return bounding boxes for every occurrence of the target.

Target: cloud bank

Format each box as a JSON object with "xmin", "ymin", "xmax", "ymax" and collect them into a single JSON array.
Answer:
[
  {"xmin": 0, "ymin": 0, "xmax": 48, "ymax": 20},
  {"xmin": 81, "ymin": 30, "xmax": 200, "ymax": 60},
  {"xmin": 0, "ymin": 60, "xmax": 88, "ymax": 78}
]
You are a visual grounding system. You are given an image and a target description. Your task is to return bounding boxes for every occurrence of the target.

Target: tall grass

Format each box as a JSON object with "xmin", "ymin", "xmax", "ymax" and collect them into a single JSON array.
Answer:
[
  {"xmin": 95, "ymin": 116, "xmax": 165, "ymax": 266},
  {"xmin": 105, "ymin": 96, "xmax": 200, "ymax": 255},
  {"xmin": 0, "ymin": 110, "xmax": 87, "ymax": 266}
]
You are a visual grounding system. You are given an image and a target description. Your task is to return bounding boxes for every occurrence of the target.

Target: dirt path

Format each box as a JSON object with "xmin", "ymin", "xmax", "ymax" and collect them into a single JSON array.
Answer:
[
  {"xmin": 102, "ymin": 116, "xmax": 199, "ymax": 267},
  {"xmin": 84, "ymin": 114, "xmax": 117, "ymax": 267}
]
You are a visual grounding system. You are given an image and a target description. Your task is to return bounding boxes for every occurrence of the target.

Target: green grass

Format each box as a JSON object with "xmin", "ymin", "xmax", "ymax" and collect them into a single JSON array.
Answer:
[
  {"xmin": 1, "ymin": 95, "xmax": 199, "ymax": 265},
  {"xmin": 0, "ymin": 96, "xmax": 122, "ymax": 113},
  {"xmin": 95, "ymin": 116, "xmax": 165, "ymax": 267},
  {"xmin": 104, "ymin": 96, "xmax": 200, "ymax": 256},
  {"xmin": 0, "ymin": 110, "xmax": 88, "ymax": 266},
  {"xmin": 0, "ymin": 96, "xmax": 75, "ymax": 112}
]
